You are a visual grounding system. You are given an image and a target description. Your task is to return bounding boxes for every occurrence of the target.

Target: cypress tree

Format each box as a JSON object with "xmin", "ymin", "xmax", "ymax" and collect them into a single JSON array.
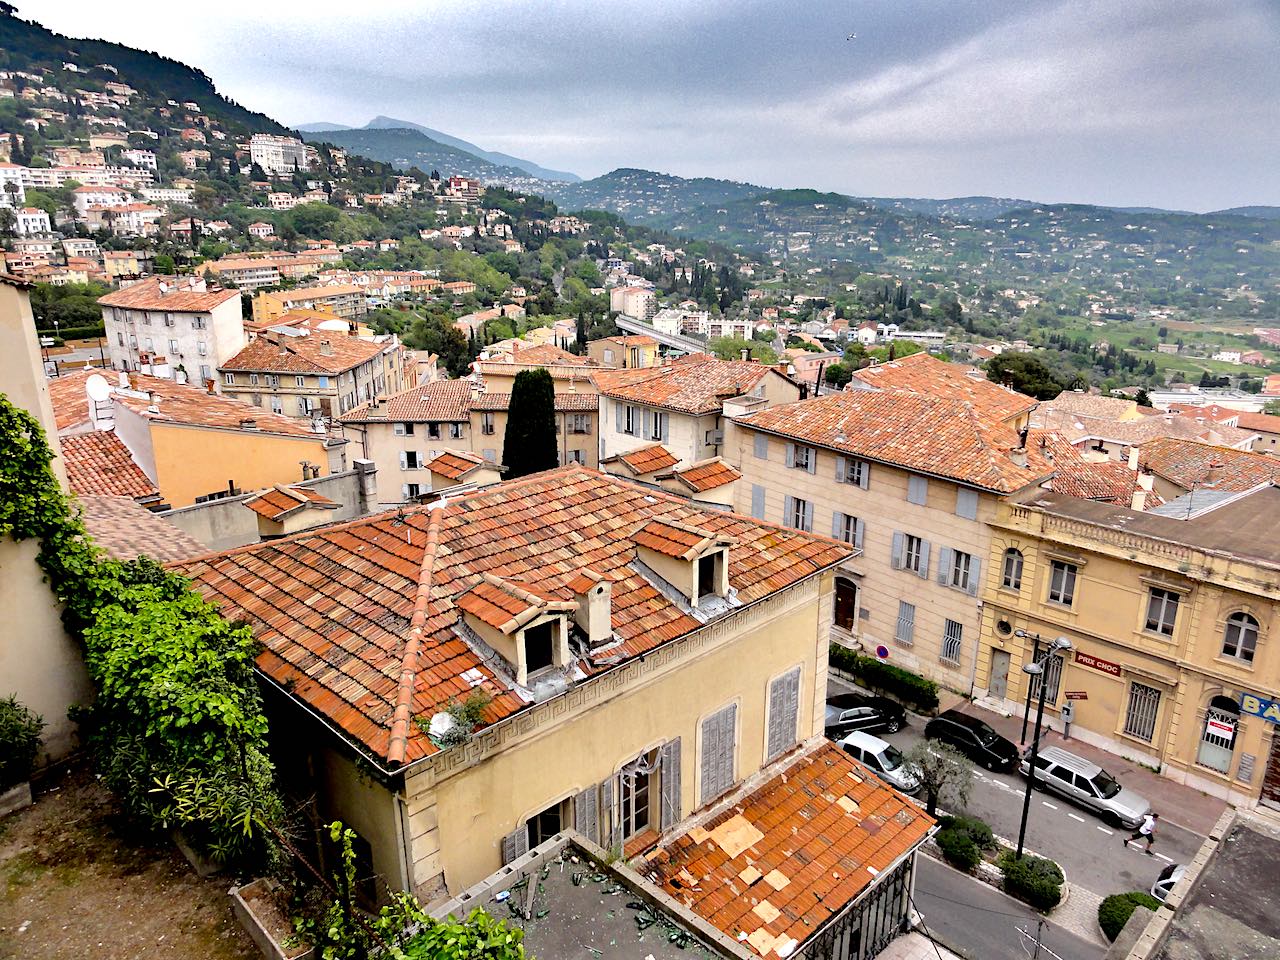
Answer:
[{"xmin": 502, "ymin": 368, "xmax": 558, "ymax": 479}]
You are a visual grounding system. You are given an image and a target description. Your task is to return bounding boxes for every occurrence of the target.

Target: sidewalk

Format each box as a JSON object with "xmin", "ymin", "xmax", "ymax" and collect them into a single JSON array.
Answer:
[
  {"xmin": 957, "ymin": 701, "xmax": 1227, "ymax": 837},
  {"xmin": 875, "ymin": 931, "xmax": 963, "ymax": 960}
]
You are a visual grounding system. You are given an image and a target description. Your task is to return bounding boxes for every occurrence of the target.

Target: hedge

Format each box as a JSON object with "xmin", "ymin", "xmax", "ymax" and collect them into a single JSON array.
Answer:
[
  {"xmin": 935, "ymin": 815, "xmax": 994, "ymax": 873},
  {"xmin": 0, "ymin": 695, "xmax": 44, "ymax": 791},
  {"xmin": 1098, "ymin": 892, "xmax": 1161, "ymax": 942},
  {"xmin": 938, "ymin": 814, "xmax": 995, "ymax": 850},
  {"xmin": 998, "ymin": 851, "xmax": 1064, "ymax": 911},
  {"xmin": 829, "ymin": 645, "xmax": 940, "ymax": 712}
]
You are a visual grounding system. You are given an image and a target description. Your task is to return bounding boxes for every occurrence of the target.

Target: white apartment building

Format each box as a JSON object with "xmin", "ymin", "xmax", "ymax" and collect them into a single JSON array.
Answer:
[
  {"xmin": 268, "ymin": 192, "xmax": 303, "ymax": 210},
  {"xmin": 99, "ymin": 276, "xmax": 246, "ymax": 386},
  {"xmin": 609, "ymin": 285, "xmax": 657, "ymax": 321},
  {"xmin": 73, "ymin": 184, "xmax": 130, "ymax": 216},
  {"xmin": 15, "ymin": 207, "xmax": 51, "ymax": 235},
  {"xmin": 141, "ymin": 186, "xmax": 195, "ymax": 206},
  {"xmin": 61, "ymin": 237, "xmax": 101, "ymax": 260},
  {"xmin": 652, "ymin": 307, "xmax": 711, "ymax": 337},
  {"xmin": 250, "ymin": 134, "xmax": 308, "ymax": 175},
  {"xmin": 0, "ymin": 163, "xmax": 25, "ymax": 207},
  {"xmin": 121, "ymin": 148, "xmax": 157, "ymax": 170}
]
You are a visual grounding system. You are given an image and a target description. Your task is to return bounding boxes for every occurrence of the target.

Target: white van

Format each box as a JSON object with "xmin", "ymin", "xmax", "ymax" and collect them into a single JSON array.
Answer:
[{"xmin": 839, "ymin": 731, "xmax": 922, "ymax": 794}]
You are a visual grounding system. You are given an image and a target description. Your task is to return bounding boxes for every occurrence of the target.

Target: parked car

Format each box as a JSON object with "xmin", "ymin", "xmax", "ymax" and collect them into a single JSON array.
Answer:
[
  {"xmin": 839, "ymin": 731, "xmax": 922, "ymax": 794},
  {"xmin": 923, "ymin": 710, "xmax": 1020, "ymax": 771},
  {"xmin": 824, "ymin": 692, "xmax": 908, "ymax": 739},
  {"xmin": 1151, "ymin": 863, "xmax": 1186, "ymax": 902},
  {"xmin": 1018, "ymin": 746, "xmax": 1152, "ymax": 829}
]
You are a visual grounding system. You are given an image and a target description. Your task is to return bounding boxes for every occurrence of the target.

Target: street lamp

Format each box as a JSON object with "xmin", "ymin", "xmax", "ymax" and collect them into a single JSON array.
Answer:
[
  {"xmin": 1015, "ymin": 635, "xmax": 1072, "ymax": 860},
  {"xmin": 1014, "ymin": 628, "xmax": 1049, "ymax": 745}
]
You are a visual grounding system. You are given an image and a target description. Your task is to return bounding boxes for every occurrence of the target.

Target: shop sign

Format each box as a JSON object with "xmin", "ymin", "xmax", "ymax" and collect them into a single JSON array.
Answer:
[
  {"xmin": 1064, "ymin": 691, "xmax": 1088, "ymax": 701},
  {"xmin": 1206, "ymin": 717, "xmax": 1236, "ymax": 737},
  {"xmin": 1074, "ymin": 650, "xmax": 1122, "ymax": 677},
  {"xmin": 1240, "ymin": 692, "xmax": 1280, "ymax": 725}
]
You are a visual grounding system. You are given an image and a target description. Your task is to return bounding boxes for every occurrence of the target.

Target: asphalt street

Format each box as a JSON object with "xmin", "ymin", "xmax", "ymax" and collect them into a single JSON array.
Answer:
[
  {"xmin": 914, "ymin": 857, "xmax": 1106, "ymax": 960},
  {"xmin": 827, "ymin": 677, "xmax": 1204, "ymax": 899}
]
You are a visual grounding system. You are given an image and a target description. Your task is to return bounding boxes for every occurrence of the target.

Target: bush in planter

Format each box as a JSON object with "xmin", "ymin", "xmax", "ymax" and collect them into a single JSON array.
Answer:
[
  {"xmin": 1098, "ymin": 892, "xmax": 1162, "ymax": 942},
  {"xmin": 998, "ymin": 851, "xmax": 1064, "ymax": 911},
  {"xmin": 935, "ymin": 828, "xmax": 980, "ymax": 871},
  {"xmin": 938, "ymin": 814, "xmax": 995, "ymax": 850},
  {"xmin": 0, "ymin": 695, "xmax": 44, "ymax": 792},
  {"xmin": 829, "ymin": 646, "xmax": 939, "ymax": 712}
]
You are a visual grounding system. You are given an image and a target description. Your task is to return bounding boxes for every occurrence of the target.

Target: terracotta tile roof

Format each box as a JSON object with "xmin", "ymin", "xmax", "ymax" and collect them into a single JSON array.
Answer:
[
  {"xmin": 1037, "ymin": 405, "xmax": 1257, "ymax": 449},
  {"xmin": 468, "ymin": 391, "xmax": 599, "ymax": 413},
  {"xmin": 593, "ymin": 357, "xmax": 778, "ymax": 415},
  {"xmin": 1236, "ymin": 411, "xmax": 1280, "ymax": 434},
  {"xmin": 456, "ymin": 573, "xmax": 576, "ymax": 633},
  {"xmin": 60, "ymin": 431, "xmax": 157, "ymax": 499},
  {"xmin": 47, "ymin": 366, "xmax": 107, "ymax": 431},
  {"xmin": 738, "ymin": 390, "xmax": 1053, "ymax": 493},
  {"xmin": 509, "ymin": 343, "xmax": 598, "ymax": 366},
  {"xmin": 597, "ymin": 335, "xmax": 658, "ymax": 347},
  {"xmin": 1138, "ymin": 437, "xmax": 1280, "ymax": 493},
  {"xmin": 603, "ymin": 442, "xmax": 680, "ymax": 476},
  {"xmin": 657, "ymin": 458, "xmax": 742, "ymax": 493},
  {"xmin": 78, "ymin": 495, "xmax": 206, "ymax": 563},
  {"xmin": 97, "ymin": 275, "xmax": 238, "ymax": 312},
  {"xmin": 644, "ymin": 740, "xmax": 934, "ymax": 959},
  {"xmin": 633, "ymin": 517, "xmax": 731, "ymax": 560},
  {"xmin": 425, "ymin": 450, "xmax": 491, "ymax": 481},
  {"xmin": 340, "ymin": 380, "xmax": 471, "ymax": 423},
  {"xmin": 245, "ymin": 484, "xmax": 339, "ymax": 521},
  {"xmin": 1040, "ymin": 391, "xmax": 1139, "ymax": 420},
  {"xmin": 172, "ymin": 467, "xmax": 853, "ymax": 766},
  {"xmin": 1167, "ymin": 403, "xmax": 1240, "ymax": 424},
  {"xmin": 852, "ymin": 353, "xmax": 1036, "ymax": 423},
  {"xmin": 1049, "ymin": 461, "xmax": 1165, "ymax": 508},
  {"xmin": 221, "ymin": 332, "xmax": 386, "ymax": 375}
]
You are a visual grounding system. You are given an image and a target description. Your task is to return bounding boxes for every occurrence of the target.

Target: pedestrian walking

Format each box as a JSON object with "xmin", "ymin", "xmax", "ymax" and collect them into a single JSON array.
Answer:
[{"xmin": 1124, "ymin": 812, "xmax": 1159, "ymax": 853}]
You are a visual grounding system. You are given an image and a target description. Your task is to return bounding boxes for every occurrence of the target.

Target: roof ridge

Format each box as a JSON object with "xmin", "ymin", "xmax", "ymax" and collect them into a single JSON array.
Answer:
[{"xmin": 387, "ymin": 510, "xmax": 443, "ymax": 766}]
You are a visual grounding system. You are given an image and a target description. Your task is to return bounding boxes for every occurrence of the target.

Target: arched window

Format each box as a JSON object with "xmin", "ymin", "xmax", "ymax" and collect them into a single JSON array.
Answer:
[
  {"xmin": 1196, "ymin": 695, "xmax": 1240, "ymax": 773},
  {"xmin": 1222, "ymin": 612, "xmax": 1259, "ymax": 663},
  {"xmin": 834, "ymin": 577, "xmax": 858, "ymax": 632},
  {"xmin": 1001, "ymin": 548, "xmax": 1024, "ymax": 591}
]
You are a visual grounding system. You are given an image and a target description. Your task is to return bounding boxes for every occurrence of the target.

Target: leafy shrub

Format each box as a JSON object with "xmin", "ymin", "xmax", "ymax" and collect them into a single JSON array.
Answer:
[
  {"xmin": 0, "ymin": 695, "xmax": 44, "ymax": 790},
  {"xmin": 936, "ymin": 828, "xmax": 980, "ymax": 871},
  {"xmin": 829, "ymin": 645, "xmax": 940, "ymax": 712},
  {"xmin": 1098, "ymin": 891, "xmax": 1162, "ymax": 942},
  {"xmin": 938, "ymin": 814, "xmax": 995, "ymax": 851},
  {"xmin": 998, "ymin": 851, "xmax": 1064, "ymax": 911}
]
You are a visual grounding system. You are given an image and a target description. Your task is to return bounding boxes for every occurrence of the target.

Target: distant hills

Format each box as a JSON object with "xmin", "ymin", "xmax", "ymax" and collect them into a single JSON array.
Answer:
[
  {"xmin": 301, "ymin": 126, "xmax": 544, "ymax": 185},
  {"xmin": 298, "ymin": 116, "xmax": 580, "ymax": 183},
  {"xmin": 1213, "ymin": 206, "xmax": 1280, "ymax": 220}
]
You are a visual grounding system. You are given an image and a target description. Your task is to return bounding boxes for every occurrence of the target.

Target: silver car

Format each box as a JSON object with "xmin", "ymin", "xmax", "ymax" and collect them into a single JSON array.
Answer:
[
  {"xmin": 840, "ymin": 731, "xmax": 922, "ymax": 794},
  {"xmin": 1018, "ymin": 746, "xmax": 1151, "ymax": 829},
  {"xmin": 1151, "ymin": 863, "xmax": 1186, "ymax": 902}
]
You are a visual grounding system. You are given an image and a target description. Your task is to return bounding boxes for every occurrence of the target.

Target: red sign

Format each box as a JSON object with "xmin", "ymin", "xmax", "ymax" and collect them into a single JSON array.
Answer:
[
  {"xmin": 1065, "ymin": 691, "xmax": 1088, "ymax": 701},
  {"xmin": 1206, "ymin": 718, "xmax": 1235, "ymax": 737},
  {"xmin": 1074, "ymin": 650, "xmax": 1122, "ymax": 677}
]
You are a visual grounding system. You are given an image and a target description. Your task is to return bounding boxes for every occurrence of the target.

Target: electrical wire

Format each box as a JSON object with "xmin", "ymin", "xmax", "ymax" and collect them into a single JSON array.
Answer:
[
  {"xmin": 908, "ymin": 891, "xmax": 950, "ymax": 960},
  {"xmin": 914, "ymin": 888, "xmax": 1038, "ymax": 920}
]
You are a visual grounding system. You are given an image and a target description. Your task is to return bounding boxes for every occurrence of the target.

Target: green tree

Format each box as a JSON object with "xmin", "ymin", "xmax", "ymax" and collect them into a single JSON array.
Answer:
[
  {"xmin": 153, "ymin": 254, "xmax": 175, "ymax": 274},
  {"xmin": 502, "ymin": 368, "xmax": 558, "ymax": 479},
  {"xmin": 905, "ymin": 741, "xmax": 973, "ymax": 816},
  {"xmin": 709, "ymin": 336, "xmax": 777, "ymax": 364},
  {"xmin": 985, "ymin": 354, "xmax": 1067, "ymax": 400},
  {"xmin": 825, "ymin": 362, "xmax": 853, "ymax": 388},
  {"xmin": 1133, "ymin": 388, "xmax": 1152, "ymax": 407}
]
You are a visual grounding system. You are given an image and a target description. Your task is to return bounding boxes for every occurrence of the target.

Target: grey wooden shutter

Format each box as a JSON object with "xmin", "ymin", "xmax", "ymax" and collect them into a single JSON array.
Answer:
[
  {"xmin": 659, "ymin": 738, "xmax": 682, "ymax": 831},
  {"xmin": 854, "ymin": 517, "xmax": 865, "ymax": 549},
  {"xmin": 956, "ymin": 488, "xmax": 978, "ymax": 520},
  {"xmin": 614, "ymin": 400, "xmax": 623, "ymax": 433},
  {"xmin": 802, "ymin": 500, "xmax": 814, "ymax": 532},
  {"xmin": 785, "ymin": 442, "xmax": 795, "ymax": 468},
  {"xmin": 891, "ymin": 530, "xmax": 905, "ymax": 569},
  {"xmin": 598, "ymin": 776, "xmax": 618, "ymax": 850},
  {"xmin": 835, "ymin": 455, "xmax": 846, "ymax": 482},
  {"xmin": 937, "ymin": 546, "xmax": 953, "ymax": 586},
  {"xmin": 806, "ymin": 449, "xmax": 816, "ymax": 475},
  {"xmin": 501, "ymin": 825, "xmax": 530, "ymax": 865},
  {"xmin": 574, "ymin": 786, "xmax": 599, "ymax": 844},
  {"xmin": 919, "ymin": 540, "xmax": 931, "ymax": 580},
  {"xmin": 908, "ymin": 475, "xmax": 928, "ymax": 505},
  {"xmin": 642, "ymin": 408, "xmax": 653, "ymax": 438},
  {"xmin": 751, "ymin": 484, "xmax": 765, "ymax": 519},
  {"xmin": 399, "ymin": 451, "xmax": 408, "ymax": 469},
  {"xmin": 968, "ymin": 556, "xmax": 982, "ymax": 596},
  {"xmin": 783, "ymin": 494, "xmax": 796, "ymax": 527},
  {"xmin": 831, "ymin": 510, "xmax": 843, "ymax": 539},
  {"xmin": 753, "ymin": 432, "xmax": 768, "ymax": 459},
  {"xmin": 766, "ymin": 668, "xmax": 801, "ymax": 761},
  {"xmin": 858, "ymin": 462, "xmax": 870, "ymax": 490},
  {"xmin": 660, "ymin": 413, "xmax": 669, "ymax": 442},
  {"xmin": 700, "ymin": 704, "xmax": 737, "ymax": 805}
]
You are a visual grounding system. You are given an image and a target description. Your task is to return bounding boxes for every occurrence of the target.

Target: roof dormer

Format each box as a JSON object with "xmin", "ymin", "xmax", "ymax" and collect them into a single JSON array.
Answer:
[
  {"xmin": 633, "ymin": 518, "xmax": 737, "ymax": 607},
  {"xmin": 455, "ymin": 573, "xmax": 577, "ymax": 687}
]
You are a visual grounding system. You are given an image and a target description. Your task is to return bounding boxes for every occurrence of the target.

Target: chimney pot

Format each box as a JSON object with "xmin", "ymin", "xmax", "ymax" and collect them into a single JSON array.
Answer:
[
  {"xmin": 240, "ymin": 417, "xmax": 258, "ymax": 430},
  {"xmin": 146, "ymin": 391, "xmax": 159, "ymax": 414},
  {"xmin": 1010, "ymin": 446, "xmax": 1028, "ymax": 468},
  {"xmin": 319, "ymin": 339, "xmax": 333, "ymax": 356},
  {"xmin": 572, "ymin": 571, "xmax": 613, "ymax": 648}
]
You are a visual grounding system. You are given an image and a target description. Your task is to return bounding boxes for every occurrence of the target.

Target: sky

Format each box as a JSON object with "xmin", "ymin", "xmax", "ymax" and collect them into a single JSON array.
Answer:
[{"xmin": 33, "ymin": 0, "xmax": 1280, "ymax": 211}]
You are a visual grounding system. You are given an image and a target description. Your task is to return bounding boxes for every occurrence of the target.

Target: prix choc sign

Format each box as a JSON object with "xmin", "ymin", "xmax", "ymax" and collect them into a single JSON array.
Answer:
[
  {"xmin": 1074, "ymin": 650, "xmax": 1122, "ymax": 677},
  {"xmin": 1240, "ymin": 692, "xmax": 1280, "ymax": 725}
]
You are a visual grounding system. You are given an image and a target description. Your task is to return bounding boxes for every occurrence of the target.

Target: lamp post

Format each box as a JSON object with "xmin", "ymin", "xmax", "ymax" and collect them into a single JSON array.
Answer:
[
  {"xmin": 1015, "ymin": 628, "xmax": 1046, "ymax": 745},
  {"xmin": 1016, "ymin": 635, "xmax": 1072, "ymax": 860}
]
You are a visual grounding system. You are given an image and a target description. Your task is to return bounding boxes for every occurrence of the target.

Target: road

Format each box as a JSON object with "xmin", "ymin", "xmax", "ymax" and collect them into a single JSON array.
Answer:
[
  {"xmin": 828, "ymin": 677, "xmax": 1204, "ymax": 899},
  {"xmin": 915, "ymin": 857, "xmax": 1105, "ymax": 960}
]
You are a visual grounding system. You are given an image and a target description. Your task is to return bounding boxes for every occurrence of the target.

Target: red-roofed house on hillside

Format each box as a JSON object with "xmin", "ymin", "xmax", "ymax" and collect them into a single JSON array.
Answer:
[
  {"xmin": 173, "ymin": 466, "xmax": 858, "ymax": 907},
  {"xmin": 727, "ymin": 387, "xmax": 1055, "ymax": 693}
]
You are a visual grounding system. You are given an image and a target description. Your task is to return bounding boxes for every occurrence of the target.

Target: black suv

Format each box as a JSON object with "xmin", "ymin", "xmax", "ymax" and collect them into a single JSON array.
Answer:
[
  {"xmin": 924, "ymin": 709, "xmax": 1019, "ymax": 771},
  {"xmin": 824, "ymin": 693, "xmax": 908, "ymax": 739}
]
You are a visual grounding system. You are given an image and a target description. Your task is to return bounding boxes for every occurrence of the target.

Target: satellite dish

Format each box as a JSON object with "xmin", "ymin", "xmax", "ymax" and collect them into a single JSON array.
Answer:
[{"xmin": 85, "ymin": 374, "xmax": 112, "ymax": 402}]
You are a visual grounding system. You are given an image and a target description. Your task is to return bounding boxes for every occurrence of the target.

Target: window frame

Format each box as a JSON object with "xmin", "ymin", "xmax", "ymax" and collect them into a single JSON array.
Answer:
[
  {"xmin": 904, "ymin": 534, "xmax": 924, "ymax": 575},
  {"xmin": 1144, "ymin": 588, "xmax": 1180, "ymax": 637},
  {"xmin": 949, "ymin": 550, "xmax": 973, "ymax": 591},
  {"xmin": 1002, "ymin": 548, "xmax": 1024, "ymax": 591},
  {"xmin": 1222, "ymin": 611, "xmax": 1259, "ymax": 663},
  {"xmin": 1047, "ymin": 560, "xmax": 1078, "ymax": 606}
]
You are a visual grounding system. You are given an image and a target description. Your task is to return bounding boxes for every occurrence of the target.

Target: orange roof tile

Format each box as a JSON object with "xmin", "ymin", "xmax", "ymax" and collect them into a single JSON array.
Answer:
[
  {"xmin": 632, "ymin": 517, "xmax": 731, "ymax": 560},
  {"xmin": 425, "ymin": 450, "xmax": 492, "ymax": 481},
  {"xmin": 469, "ymin": 391, "xmax": 598, "ymax": 413},
  {"xmin": 1138, "ymin": 437, "xmax": 1280, "ymax": 493},
  {"xmin": 1235, "ymin": 411, "xmax": 1280, "ymax": 434},
  {"xmin": 644, "ymin": 740, "xmax": 934, "ymax": 958},
  {"xmin": 604, "ymin": 442, "xmax": 680, "ymax": 476},
  {"xmin": 455, "ymin": 573, "xmax": 576, "ymax": 633},
  {"xmin": 77, "ymin": 495, "xmax": 206, "ymax": 563},
  {"xmin": 245, "ymin": 484, "xmax": 339, "ymax": 521},
  {"xmin": 98, "ymin": 275, "xmax": 238, "ymax": 312},
  {"xmin": 852, "ymin": 352, "xmax": 1036, "ymax": 423},
  {"xmin": 594, "ymin": 356, "xmax": 781, "ymax": 415},
  {"xmin": 222, "ymin": 331, "xmax": 386, "ymax": 375},
  {"xmin": 657, "ymin": 458, "xmax": 742, "ymax": 493},
  {"xmin": 60, "ymin": 430, "xmax": 157, "ymax": 499},
  {"xmin": 341, "ymin": 380, "xmax": 472, "ymax": 423},
  {"xmin": 1048, "ymin": 461, "xmax": 1165, "ymax": 508},
  {"xmin": 172, "ymin": 468, "xmax": 853, "ymax": 766}
]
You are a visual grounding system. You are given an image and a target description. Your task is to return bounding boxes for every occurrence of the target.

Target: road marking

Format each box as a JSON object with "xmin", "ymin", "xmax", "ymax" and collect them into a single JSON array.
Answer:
[
  {"xmin": 1041, "ymin": 800, "xmax": 1058, "ymax": 810},
  {"xmin": 1067, "ymin": 813, "xmax": 1086, "ymax": 823},
  {"xmin": 1098, "ymin": 826, "xmax": 1114, "ymax": 835},
  {"xmin": 1154, "ymin": 852, "xmax": 1174, "ymax": 863}
]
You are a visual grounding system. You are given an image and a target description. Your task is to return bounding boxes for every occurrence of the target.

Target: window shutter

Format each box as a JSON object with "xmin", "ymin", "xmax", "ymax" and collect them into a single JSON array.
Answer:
[
  {"xmin": 835, "ymin": 455, "xmax": 846, "ymax": 481},
  {"xmin": 803, "ymin": 500, "xmax": 814, "ymax": 532},
  {"xmin": 832, "ymin": 511, "xmax": 844, "ymax": 539},
  {"xmin": 908, "ymin": 475, "xmax": 928, "ymax": 505},
  {"xmin": 766, "ymin": 668, "xmax": 801, "ymax": 761},
  {"xmin": 956, "ymin": 488, "xmax": 978, "ymax": 520},
  {"xmin": 968, "ymin": 557, "xmax": 982, "ymax": 596},
  {"xmin": 783, "ymin": 495, "xmax": 795, "ymax": 526},
  {"xmin": 660, "ymin": 413, "xmax": 669, "ymax": 442},
  {"xmin": 398, "ymin": 451, "xmax": 408, "ymax": 469},
  {"xmin": 700, "ymin": 704, "xmax": 737, "ymax": 805},
  {"xmin": 642, "ymin": 409, "xmax": 653, "ymax": 438},
  {"xmin": 891, "ymin": 531, "xmax": 905, "ymax": 569},
  {"xmin": 751, "ymin": 484, "xmax": 765, "ymax": 519},
  {"xmin": 598, "ymin": 776, "xmax": 618, "ymax": 851},
  {"xmin": 615, "ymin": 401, "xmax": 623, "ymax": 433},
  {"xmin": 501, "ymin": 825, "xmax": 530, "ymax": 865},
  {"xmin": 753, "ymin": 433, "xmax": 768, "ymax": 459},
  {"xmin": 859, "ymin": 462, "xmax": 871, "ymax": 490},
  {"xmin": 937, "ymin": 546, "xmax": 953, "ymax": 586},
  {"xmin": 785, "ymin": 443, "xmax": 795, "ymax": 468},
  {"xmin": 854, "ymin": 518, "xmax": 865, "ymax": 549},
  {"xmin": 574, "ymin": 787, "xmax": 599, "ymax": 845},
  {"xmin": 919, "ymin": 540, "xmax": 932, "ymax": 580},
  {"xmin": 659, "ymin": 738, "xmax": 682, "ymax": 831},
  {"xmin": 806, "ymin": 449, "xmax": 816, "ymax": 474}
]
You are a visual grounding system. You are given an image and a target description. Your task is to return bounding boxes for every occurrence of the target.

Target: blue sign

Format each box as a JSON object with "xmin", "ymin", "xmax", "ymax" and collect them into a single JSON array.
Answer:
[
  {"xmin": 1240, "ymin": 692, "xmax": 1280, "ymax": 725},
  {"xmin": 875, "ymin": 645, "xmax": 889, "ymax": 660}
]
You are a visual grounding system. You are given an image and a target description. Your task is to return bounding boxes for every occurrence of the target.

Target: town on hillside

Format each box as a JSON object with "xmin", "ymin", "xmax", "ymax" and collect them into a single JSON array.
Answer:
[{"xmin": 1, "ymin": 6, "xmax": 1278, "ymax": 960}]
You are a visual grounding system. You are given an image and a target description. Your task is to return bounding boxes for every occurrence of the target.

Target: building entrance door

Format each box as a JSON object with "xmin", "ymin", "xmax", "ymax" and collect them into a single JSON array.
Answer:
[
  {"xmin": 989, "ymin": 649, "xmax": 1011, "ymax": 700},
  {"xmin": 1261, "ymin": 733, "xmax": 1280, "ymax": 811}
]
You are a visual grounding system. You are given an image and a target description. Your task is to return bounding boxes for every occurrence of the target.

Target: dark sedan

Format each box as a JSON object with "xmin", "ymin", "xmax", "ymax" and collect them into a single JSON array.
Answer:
[
  {"xmin": 924, "ymin": 709, "xmax": 1020, "ymax": 771},
  {"xmin": 824, "ymin": 692, "xmax": 908, "ymax": 740}
]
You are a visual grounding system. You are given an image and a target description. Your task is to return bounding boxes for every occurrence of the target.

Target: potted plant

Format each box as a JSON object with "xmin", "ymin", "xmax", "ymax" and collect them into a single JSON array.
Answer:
[{"xmin": 0, "ymin": 695, "xmax": 44, "ymax": 817}]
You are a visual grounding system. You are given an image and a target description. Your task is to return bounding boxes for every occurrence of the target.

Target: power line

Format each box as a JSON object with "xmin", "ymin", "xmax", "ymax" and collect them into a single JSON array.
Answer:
[
  {"xmin": 916, "ymin": 888, "xmax": 1036, "ymax": 920},
  {"xmin": 908, "ymin": 891, "xmax": 950, "ymax": 960}
]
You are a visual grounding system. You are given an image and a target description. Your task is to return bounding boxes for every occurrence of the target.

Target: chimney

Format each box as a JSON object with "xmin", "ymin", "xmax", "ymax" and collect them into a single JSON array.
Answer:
[
  {"xmin": 571, "ymin": 570, "xmax": 613, "ymax": 648},
  {"xmin": 206, "ymin": 379, "xmax": 216, "ymax": 395},
  {"xmin": 319, "ymin": 339, "xmax": 333, "ymax": 356},
  {"xmin": 740, "ymin": 348, "xmax": 750, "ymax": 361},
  {"xmin": 146, "ymin": 391, "xmax": 159, "ymax": 414},
  {"xmin": 1010, "ymin": 447, "xmax": 1028, "ymax": 468},
  {"xmin": 1126, "ymin": 446, "xmax": 1139, "ymax": 471},
  {"xmin": 1130, "ymin": 488, "xmax": 1147, "ymax": 512},
  {"xmin": 117, "ymin": 371, "xmax": 130, "ymax": 389},
  {"xmin": 277, "ymin": 337, "xmax": 288, "ymax": 355},
  {"xmin": 1206, "ymin": 460, "xmax": 1224, "ymax": 486},
  {"xmin": 240, "ymin": 417, "xmax": 258, "ymax": 431}
]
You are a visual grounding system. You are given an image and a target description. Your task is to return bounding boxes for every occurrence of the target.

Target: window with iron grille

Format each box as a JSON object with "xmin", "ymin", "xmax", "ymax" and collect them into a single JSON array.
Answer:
[
  {"xmin": 895, "ymin": 601, "xmax": 915, "ymax": 646},
  {"xmin": 1123, "ymin": 682, "xmax": 1161, "ymax": 742},
  {"xmin": 1048, "ymin": 560, "xmax": 1077, "ymax": 606},
  {"xmin": 941, "ymin": 619, "xmax": 963, "ymax": 665},
  {"xmin": 1145, "ymin": 588, "xmax": 1179, "ymax": 636},
  {"xmin": 1002, "ymin": 548, "xmax": 1024, "ymax": 590},
  {"xmin": 1030, "ymin": 653, "xmax": 1064, "ymax": 705}
]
